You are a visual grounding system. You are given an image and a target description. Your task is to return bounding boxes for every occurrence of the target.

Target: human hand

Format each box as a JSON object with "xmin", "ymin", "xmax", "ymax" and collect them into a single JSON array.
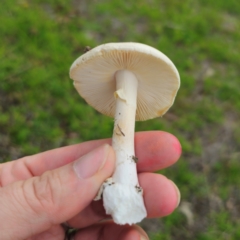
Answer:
[{"xmin": 0, "ymin": 131, "xmax": 181, "ymax": 240}]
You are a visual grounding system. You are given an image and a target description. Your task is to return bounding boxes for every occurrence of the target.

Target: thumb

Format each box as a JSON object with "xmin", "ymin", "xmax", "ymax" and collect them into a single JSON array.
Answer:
[{"xmin": 0, "ymin": 144, "xmax": 115, "ymax": 240}]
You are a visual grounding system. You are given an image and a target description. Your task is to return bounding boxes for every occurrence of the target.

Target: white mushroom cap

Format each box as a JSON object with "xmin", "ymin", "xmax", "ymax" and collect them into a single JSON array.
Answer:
[{"xmin": 70, "ymin": 42, "xmax": 180, "ymax": 121}]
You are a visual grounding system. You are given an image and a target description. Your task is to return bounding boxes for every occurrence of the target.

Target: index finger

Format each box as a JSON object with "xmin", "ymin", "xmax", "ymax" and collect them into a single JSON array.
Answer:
[{"xmin": 12, "ymin": 131, "xmax": 181, "ymax": 177}]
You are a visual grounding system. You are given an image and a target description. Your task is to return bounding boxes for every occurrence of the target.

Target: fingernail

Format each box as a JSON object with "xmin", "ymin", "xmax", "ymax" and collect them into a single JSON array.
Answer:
[
  {"xmin": 170, "ymin": 180, "xmax": 181, "ymax": 208},
  {"xmin": 73, "ymin": 144, "xmax": 110, "ymax": 179},
  {"xmin": 133, "ymin": 225, "xmax": 149, "ymax": 240},
  {"xmin": 140, "ymin": 235, "xmax": 149, "ymax": 240}
]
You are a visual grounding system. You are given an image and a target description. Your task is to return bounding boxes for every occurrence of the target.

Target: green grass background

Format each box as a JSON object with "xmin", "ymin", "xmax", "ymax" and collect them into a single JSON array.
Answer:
[{"xmin": 1, "ymin": 0, "xmax": 240, "ymax": 239}]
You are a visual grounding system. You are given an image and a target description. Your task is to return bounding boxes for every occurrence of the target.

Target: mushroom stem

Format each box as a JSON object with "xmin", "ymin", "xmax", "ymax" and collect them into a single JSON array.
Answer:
[
  {"xmin": 112, "ymin": 70, "xmax": 139, "ymax": 184},
  {"xmin": 102, "ymin": 69, "xmax": 147, "ymax": 225}
]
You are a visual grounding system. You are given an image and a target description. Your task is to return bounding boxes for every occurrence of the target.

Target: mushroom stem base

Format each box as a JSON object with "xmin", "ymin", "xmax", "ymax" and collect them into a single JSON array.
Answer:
[{"xmin": 103, "ymin": 181, "xmax": 147, "ymax": 225}]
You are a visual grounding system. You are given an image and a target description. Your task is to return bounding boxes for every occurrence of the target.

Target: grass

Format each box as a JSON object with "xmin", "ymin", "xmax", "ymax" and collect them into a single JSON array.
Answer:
[{"xmin": 1, "ymin": 0, "xmax": 240, "ymax": 239}]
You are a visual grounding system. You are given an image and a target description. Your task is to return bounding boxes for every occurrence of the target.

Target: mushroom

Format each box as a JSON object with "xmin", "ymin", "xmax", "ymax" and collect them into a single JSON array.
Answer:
[{"xmin": 69, "ymin": 42, "xmax": 180, "ymax": 225}]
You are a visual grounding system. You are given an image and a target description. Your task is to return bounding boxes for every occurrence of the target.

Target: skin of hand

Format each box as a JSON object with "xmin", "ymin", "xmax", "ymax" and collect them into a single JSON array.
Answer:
[{"xmin": 0, "ymin": 131, "xmax": 181, "ymax": 240}]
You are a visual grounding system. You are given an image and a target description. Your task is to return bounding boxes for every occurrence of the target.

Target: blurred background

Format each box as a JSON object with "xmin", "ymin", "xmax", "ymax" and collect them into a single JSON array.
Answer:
[{"xmin": 1, "ymin": 0, "xmax": 240, "ymax": 239}]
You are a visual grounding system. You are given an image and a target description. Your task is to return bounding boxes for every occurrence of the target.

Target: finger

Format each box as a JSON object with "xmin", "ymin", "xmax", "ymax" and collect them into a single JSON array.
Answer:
[
  {"xmin": 135, "ymin": 131, "xmax": 181, "ymax": 172},
  {"xmin": 139, "ymin": 173, "xmax": 180, "ymax": 217},
  {"xmin": 0, "ymin": 145, "xmax": 115, "ymax": 240},
  {"xmin": 1, "ymin": 131, "xmax": 181, "ymax": 186},
  {"xmin": 74, "ymin": 221, "xmax": 149, "ymax": 240},
  {"xmin": 67, "ymin": 173, "xmax": 180, "ymax": 228}
]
